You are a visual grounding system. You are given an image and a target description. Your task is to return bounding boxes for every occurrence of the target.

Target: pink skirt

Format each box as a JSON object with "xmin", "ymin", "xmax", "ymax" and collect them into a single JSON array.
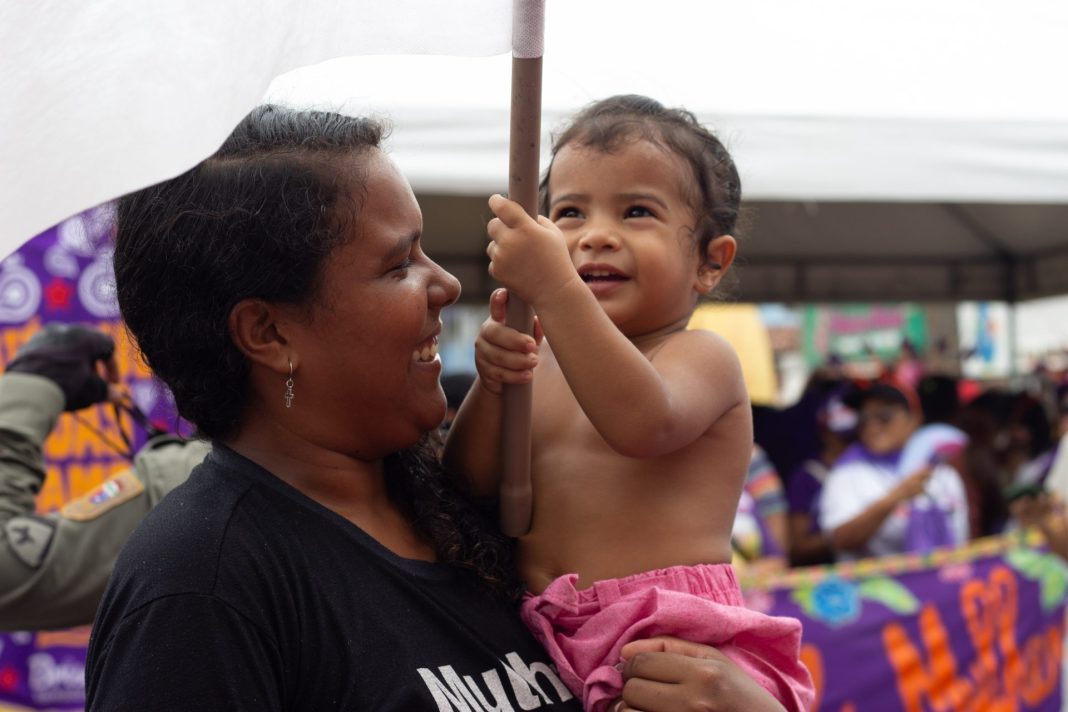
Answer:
[{"xmin": 520, "ymin": 563, "xmax": 814, "ymax": 712}]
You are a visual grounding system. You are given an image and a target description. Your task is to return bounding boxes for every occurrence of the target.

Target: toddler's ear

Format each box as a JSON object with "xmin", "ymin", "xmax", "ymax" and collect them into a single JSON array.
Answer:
[{"xmin": 694, "ymin": 235, "xmax": 737, "ymax": 295}]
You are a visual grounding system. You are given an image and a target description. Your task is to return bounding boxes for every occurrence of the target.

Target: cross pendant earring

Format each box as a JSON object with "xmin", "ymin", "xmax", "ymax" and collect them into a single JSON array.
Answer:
[{"xmin": 284, "ymin": 361, "xmax": 295, "ymax": 409}]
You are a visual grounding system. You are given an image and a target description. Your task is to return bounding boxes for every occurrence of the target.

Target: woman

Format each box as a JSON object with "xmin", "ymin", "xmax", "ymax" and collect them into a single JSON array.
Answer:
[
  {"xmin": 85, "ymin": 106, "xmax": 783, "ymax": 711},
  {"xmin": 818, "ymin": 381, "xmax": 969, "ymax": 561}
]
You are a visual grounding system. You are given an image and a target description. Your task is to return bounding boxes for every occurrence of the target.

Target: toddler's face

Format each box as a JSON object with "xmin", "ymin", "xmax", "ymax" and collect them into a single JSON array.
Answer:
[{"xmin": 545, "ymin": 139, "xmax": 713, "ymax": 338}]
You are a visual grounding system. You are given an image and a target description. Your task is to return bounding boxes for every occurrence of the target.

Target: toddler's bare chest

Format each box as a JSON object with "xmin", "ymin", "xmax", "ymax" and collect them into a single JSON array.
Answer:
[{"xmin": 530, "ymin": 369, "xmax": 601, "ymax": 448}]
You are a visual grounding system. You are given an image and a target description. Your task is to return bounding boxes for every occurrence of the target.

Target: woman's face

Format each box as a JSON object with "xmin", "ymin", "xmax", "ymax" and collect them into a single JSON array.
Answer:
[
  {"xmin": 279, "ymin": 150, "xmax": 461, "ymax": 459},
  {"xmin": 857, "ymin": 399, "xmax": 916, "ymax": 454}
]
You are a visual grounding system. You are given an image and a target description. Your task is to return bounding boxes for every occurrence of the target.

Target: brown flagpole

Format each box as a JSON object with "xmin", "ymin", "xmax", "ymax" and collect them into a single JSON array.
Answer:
[{"xmin": 499, "ymin": 0, "xmax": 544, "ymax": 537}]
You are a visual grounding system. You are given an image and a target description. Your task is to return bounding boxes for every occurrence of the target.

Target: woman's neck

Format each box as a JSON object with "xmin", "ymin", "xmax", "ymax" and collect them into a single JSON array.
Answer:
[
  {"xmin": 224, "ymin": 422, "xmax": 436, "ymax": 562},
  {"xmin": 227, "ymin": 423, "xmax": 386, "ymax": 501}
]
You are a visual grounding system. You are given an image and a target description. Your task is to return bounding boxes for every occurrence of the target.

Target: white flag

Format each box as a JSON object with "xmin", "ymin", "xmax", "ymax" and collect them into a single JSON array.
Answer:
[{"xmin": 0, "ymin": 0, "xmax": 519, "ymax": 253}]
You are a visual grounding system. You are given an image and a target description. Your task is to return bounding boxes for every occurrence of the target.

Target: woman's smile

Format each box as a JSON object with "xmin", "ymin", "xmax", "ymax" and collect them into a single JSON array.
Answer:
[{"xmin": 412, "ymin": 334, "xmax": 441, "ymax": 365}]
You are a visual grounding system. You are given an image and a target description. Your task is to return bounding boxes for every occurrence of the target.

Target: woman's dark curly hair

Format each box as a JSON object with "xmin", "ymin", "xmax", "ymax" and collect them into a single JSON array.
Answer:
[
  {"xmin": 114, "ymin": 104, "xmax": 517, "ymax": 598},
  {"xmin": 539, "ymin": 94, "xmax": 741, "ymax": 282}
]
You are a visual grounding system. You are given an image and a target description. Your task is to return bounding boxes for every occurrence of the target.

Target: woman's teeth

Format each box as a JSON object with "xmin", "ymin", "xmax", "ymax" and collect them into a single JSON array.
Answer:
[{"xmin": 413, "ymin": 339, "xmax": 439, "ymax": 363}]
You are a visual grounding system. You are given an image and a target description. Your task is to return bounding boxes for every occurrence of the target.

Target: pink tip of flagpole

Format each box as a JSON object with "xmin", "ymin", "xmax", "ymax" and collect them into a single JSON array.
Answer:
[{"xmin": 512, "ymin": 0, "xmax": 545, "ymax": 59}]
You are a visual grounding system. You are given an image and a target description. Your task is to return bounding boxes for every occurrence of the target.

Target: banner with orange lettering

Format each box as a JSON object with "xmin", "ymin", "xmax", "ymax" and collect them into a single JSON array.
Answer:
[
  {"xmin": 0, "ymin": 208, "xmax": 184, "ymax": 710},
  {"xmin": 741, "ymin": 533, "xmax": 1067, "ymax": 711}
]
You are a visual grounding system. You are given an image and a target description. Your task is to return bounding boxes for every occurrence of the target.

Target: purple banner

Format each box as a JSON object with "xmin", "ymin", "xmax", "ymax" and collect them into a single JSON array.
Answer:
[
  {"xmin": 741, "ymin": 533, "xmax": 1067, "ymax": 711},
  {"xmin": 0, "ymin": 630, "xmax": 88, "ymax": 710}
]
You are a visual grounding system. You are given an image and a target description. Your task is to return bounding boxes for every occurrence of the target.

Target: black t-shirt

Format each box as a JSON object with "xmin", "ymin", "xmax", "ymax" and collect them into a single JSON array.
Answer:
[{"xmin": 86, "ymin": 447, "xmax": 580, "ymax": 711}]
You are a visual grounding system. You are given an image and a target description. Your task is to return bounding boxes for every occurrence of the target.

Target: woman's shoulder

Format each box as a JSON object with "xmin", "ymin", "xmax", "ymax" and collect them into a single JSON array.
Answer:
[
  {"xmin": 97, "ymin": 453, "xmax": 327, "ymax": 646},
  {"xmin": 110, "ymin": 454, "xmax": 263, "ymax": 590}
]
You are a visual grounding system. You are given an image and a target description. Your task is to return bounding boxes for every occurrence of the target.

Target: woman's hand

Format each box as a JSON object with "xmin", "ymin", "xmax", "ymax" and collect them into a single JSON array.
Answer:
[
  {"xmin": 473, "ymin": 288, "xmax": 542, "ymax": 395},
  {"xmin": 611, "ymin": 637, "xmax": 786, "ymax": 712}
]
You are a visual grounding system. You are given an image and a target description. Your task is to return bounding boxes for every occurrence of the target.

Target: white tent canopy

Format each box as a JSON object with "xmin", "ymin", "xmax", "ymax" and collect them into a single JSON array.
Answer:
[
  {"xmin": 264, "ymin": 0, "xmax": 1068, "ymax": 204},
  {"xmin": 7, "ymin": 0, "xmax": 1068, "ymax": 302},
  {"xmin": 264, "ymin": 0, "xmax": 1068, "ymax": 302}
]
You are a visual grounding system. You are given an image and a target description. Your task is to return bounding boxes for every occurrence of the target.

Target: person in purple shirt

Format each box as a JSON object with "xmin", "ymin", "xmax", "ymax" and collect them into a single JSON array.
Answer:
[{"xmin": 786, "ymin": 391, "xmax": 855, "ymax": 567}]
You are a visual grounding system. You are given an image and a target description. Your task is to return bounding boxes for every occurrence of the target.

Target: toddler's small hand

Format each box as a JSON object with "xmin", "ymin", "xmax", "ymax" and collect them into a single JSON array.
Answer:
[
  {"xmin": 486, "ymin": 194, "xmax": 576, "ymax": 306},
  {"xmin": 474, "ymin": 289, "xmax": 542, "ymax": 394}
]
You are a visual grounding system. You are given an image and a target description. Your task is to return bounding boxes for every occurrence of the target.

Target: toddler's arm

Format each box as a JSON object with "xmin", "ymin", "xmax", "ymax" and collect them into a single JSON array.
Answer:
[
  {"xmin": 487, "ymin": 194, "xmax": 747, "ymax": 459},
  {"xmin": 442, "ymin": 289, "xmax": 540, "ymax": 496}
]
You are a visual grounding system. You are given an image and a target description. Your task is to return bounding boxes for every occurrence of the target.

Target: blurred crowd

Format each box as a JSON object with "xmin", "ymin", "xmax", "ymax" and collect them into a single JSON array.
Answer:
[{"xmin": 733, "ymin": 347, "xmax": 1068, "ymax": 571}]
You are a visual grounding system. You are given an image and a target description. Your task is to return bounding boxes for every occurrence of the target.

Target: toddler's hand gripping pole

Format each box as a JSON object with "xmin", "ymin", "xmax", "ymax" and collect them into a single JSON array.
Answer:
[{"xmin": 499, "ymin": 0, "xmax": 544, "ymax": 538}]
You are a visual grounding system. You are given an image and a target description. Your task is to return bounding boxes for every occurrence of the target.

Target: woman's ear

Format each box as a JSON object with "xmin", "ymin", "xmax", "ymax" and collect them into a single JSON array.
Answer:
[
  {"xmin": 228, "ymin": 299, "xmax": 295, "ymax": 375},
  {"xmin": 694, "ymin": 235, "xmax": 737, "ymax": 295}
]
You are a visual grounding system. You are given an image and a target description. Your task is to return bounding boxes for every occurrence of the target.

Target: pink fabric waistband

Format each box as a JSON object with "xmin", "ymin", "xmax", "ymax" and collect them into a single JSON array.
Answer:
[{"xmin": 529, "ymin": 563, "xmax": 743, "ymax": 613}]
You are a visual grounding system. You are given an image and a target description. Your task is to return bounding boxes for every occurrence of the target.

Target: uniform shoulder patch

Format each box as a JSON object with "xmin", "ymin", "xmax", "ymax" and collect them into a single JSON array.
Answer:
[
  {"xmin": 4, "ymin": 515, "xmax": 56, "ymax": 569},
  {"xmin": 60, "ymin": 469, "xmax": 145, "ymax": 522}
]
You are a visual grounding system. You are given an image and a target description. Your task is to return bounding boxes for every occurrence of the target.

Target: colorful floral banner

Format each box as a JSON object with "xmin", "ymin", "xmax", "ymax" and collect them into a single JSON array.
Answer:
[{"xmin": 740, "ymin": 533, "xmax": 1067, "ymax": 711}]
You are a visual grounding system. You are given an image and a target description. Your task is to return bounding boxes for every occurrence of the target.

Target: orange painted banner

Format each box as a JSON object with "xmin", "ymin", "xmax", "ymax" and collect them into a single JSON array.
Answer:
[{"xmin": 740, "ymin": 534, "xmax": 1067, "ymax": 711}]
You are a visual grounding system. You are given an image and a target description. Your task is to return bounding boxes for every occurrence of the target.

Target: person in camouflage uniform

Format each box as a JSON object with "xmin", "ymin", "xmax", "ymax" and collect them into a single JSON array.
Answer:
[{"xmin": 0, "ymin": 323, "xmax": 207, "ymax": 630}]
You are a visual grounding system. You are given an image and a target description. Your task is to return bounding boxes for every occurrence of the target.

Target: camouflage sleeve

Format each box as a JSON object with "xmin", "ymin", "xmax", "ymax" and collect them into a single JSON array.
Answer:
[
  {"xmin": 0, "ymin": 374, "xmax": 61, "ymax": 525},
  {"xmin": 0, "ymin": 373, "xmax": 210, "ymax": 630}
]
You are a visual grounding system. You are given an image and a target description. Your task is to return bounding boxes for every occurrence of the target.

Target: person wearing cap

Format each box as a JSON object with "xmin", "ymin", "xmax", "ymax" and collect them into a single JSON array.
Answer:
[
  {"xmin": 0, "ymin": 323, "xmax": 209, "ymax": 630},
  {"xmin": 817, "ymin": 380, "xmax": 969, "ymax": 562}
]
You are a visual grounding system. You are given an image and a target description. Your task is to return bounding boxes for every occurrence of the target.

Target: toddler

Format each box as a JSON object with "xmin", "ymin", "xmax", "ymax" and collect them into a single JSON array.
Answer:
[{"xmin": 444, "ymin": 95, "xmax": 814, "ymax": 712}]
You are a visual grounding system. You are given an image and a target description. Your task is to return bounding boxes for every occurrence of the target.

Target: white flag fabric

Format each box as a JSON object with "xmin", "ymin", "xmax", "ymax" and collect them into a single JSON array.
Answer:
[{"xmin": 0, "ymin": 0, "xmax": 516, "ymax": 253}]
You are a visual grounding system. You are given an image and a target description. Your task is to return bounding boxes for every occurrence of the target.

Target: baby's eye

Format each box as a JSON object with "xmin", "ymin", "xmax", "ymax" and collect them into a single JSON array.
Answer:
[
  {"xmin": 552, "ymin": 206, "xmax": 582, "ymax": 221},
  {"xmin": 625, "ymin": 206, "xmax": 655, "ymax": 218}
]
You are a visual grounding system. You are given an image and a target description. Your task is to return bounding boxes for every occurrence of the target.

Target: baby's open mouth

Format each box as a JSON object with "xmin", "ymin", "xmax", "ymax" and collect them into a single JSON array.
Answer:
[{"xmin": 580, "ymin": 269, "xmax": 628, "ymax": 283}]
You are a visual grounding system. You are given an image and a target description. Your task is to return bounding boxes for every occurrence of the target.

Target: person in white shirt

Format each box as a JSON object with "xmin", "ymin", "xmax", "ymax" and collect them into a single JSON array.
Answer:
[{"xmin": 819, "ymin": 381, "xmax": 969, "ymax": 561}]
